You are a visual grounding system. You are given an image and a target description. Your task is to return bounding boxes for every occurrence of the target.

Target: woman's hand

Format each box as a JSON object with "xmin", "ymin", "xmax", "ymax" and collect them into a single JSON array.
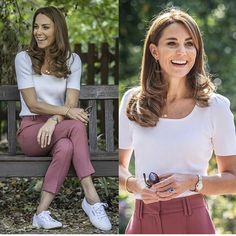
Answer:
[
  {"xmin": 151, "ymin": 173, "xmax": 198, "ymax": 200},
  {"xmin": 140, "ymin": 187, "xmax": 160, "ymax": 204},
  {"xmin": 37, "ymin": 119, "xmax": 57, "ymax": 148},
  {"xmin": 128, "ymin": 177, "xmax": 161, "ymax": 204},
  {"xmin": 66, "ymin": 107, "xmax": 89, "ymax": 124}
]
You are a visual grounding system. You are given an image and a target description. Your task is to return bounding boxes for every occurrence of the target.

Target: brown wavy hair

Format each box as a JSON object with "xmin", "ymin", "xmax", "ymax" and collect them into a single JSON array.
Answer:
[
  {"xmin": 27, "ymin": 6, "xmax": 72, "ymax": 78},
  {"xmin": 127, "ymin": 8, "xmax": 215, "ymax": 127}
]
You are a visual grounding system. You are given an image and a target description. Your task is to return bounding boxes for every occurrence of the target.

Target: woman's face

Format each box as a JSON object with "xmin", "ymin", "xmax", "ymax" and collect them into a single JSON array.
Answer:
[
  {"xmin": 33, "ymin": 13, "xmax": 55, "ymax": 49},
  {"xmin": 150, "ymin": 22, "xmax": 197, "ymax": 81}
]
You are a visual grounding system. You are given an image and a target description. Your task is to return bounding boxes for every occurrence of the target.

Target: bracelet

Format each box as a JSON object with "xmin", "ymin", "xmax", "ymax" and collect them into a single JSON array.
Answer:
[
  {"xmin": 64, "ymin": 106, "xmax": 71, "ymax": 116},
  {"xmin": 125, "ymin": 175, "xmax": 135, "ymax": 193},
  {"xmin": 50, "ymin": 116, "xmax": 59, "ymax": 124}
]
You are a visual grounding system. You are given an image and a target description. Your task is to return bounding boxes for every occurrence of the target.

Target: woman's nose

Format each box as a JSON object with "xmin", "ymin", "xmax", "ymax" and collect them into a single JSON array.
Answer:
[
  {"xmin": 176, "ymin": 45, "xmax": 187, "ymax": 54},
  {"xmin": 35, "ymin": 28, "xmax": 42, "ymax": 35}
]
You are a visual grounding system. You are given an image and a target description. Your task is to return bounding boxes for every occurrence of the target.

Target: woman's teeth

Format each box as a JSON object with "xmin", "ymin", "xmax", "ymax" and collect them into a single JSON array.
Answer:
[{"xmin": 171, "ymin": 60, "xmax": 187, "ymax": 65}]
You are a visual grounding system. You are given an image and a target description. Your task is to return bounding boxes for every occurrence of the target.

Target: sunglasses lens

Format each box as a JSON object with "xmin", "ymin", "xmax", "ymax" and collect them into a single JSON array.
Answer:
[{"xmin": 149, "ymin": 172, "xmax": 159, "ymax": 184}]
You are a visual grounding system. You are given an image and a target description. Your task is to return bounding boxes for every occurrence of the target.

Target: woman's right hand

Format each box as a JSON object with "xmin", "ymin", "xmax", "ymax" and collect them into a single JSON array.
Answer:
[
  {"xmin": 66, "ymin": 107, "xmax": 89, "ymax": 124},
  {"xmin": 127, "ymin": 177, "xmax": 160, "ymax": 204},
  {"xmin": 140, "ymin": 187, "xmax": 160, "ymax": 204}
]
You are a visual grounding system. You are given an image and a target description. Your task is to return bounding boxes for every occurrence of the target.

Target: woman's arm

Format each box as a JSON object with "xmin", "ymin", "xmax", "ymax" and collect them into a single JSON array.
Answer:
[
  {"xmin": 51, "ymin": 88, "xmax": 80, "ymax": 123},
  {"xmin": 21, "ymin": 87, "xmax": 89, "ymax": 123},
  {"xmin": 21, "ymin": 87, "xmax": 69, "ymax": 115},
  {"xmin": 152, "ymin": 155, "xmax": 236, "ymax": 198},
  {"xmin": 119, "ymin": 149, "xmax": 159, "ymax": 204},
  {"xmin": 119, "ymin": 148, "xmax": 142, "ymax": 193},
  {"xmin": 200, "ymin": 155, "xmax": 236, "ymax": 195}
]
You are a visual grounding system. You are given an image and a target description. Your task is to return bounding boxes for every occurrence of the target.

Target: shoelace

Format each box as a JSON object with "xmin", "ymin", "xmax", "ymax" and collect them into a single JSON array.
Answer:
[
  {"xmin": 40, "ymin": 211, "xmax": 58, "ymax": 223},
  {"xmin": 92, "ymin": 203, "xmax": 108, "ymax": 219}
]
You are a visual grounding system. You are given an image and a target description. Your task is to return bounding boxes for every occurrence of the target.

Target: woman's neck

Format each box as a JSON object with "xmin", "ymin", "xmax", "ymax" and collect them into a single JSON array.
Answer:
[{"xmin": 166, "ymin": 77, "xmax": 190, "ymax": 102}]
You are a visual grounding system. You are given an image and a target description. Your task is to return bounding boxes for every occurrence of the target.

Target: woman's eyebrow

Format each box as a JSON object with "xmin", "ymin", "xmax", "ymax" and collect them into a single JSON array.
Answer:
[
  {"xmin": 165, "ymin": 37, "xmax": 193, "ymax": 41},
  {"xmin": 34, "ymin": 23, "xmax": 51, "ymax": 26}
]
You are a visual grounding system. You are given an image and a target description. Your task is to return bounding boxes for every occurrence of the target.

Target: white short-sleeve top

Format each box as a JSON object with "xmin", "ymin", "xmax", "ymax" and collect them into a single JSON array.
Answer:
[
  {"xmin": 119, "ymin": 87, "xmax": 236, "ymax": 198},
  {"xmin": 15, "ymin": 51, "xmax": 82, "ymax": 116}
]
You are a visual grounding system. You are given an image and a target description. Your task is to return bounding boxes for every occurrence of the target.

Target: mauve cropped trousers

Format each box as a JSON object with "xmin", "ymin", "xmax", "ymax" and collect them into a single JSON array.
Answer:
[
  {"xmin": 125, "ymin": 194, "xmax": 216, "ymax": 234},
  {"xmin": 16, "ymin": 115, "xmax": 95, "ymax": 194}
]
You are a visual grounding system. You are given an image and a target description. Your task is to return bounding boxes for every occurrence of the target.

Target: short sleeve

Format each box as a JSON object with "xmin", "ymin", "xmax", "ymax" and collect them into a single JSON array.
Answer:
[
  {"xmin": 211, "ymin": 94, "xmax": 236, "ymax": 156},
  {"xmin": 119, "ymin": 88, "xmax": 137, "ymax": 149},
  {"xmin": 67, "ymin": 53, "xmax": 81, "ymax": 90},
  {"xmin": 15, "ymin": 51, "xmax": 34, "ymax": 89}
]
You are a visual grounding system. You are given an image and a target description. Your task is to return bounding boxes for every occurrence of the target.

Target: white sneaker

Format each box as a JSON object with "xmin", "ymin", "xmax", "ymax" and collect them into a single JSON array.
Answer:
[
  {"xmin": 82, "ymin": 198, "xmax": 112, "ymax": 231},
  {"xmin": 32, "ymin": 210, "xmax": 62, "ymax": 229}
]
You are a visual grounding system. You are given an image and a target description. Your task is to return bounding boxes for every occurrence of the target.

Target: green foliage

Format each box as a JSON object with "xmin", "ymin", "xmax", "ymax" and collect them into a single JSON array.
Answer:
[{"xmin": 0, "ymin": 0, "xmax": 118, "ymax": 85}]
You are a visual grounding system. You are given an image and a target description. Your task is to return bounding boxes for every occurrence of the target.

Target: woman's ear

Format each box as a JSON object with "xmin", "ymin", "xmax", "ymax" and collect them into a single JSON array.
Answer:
[{"xmin": 149, "ymin": 43, "xmax": 159, "ymax": 60}]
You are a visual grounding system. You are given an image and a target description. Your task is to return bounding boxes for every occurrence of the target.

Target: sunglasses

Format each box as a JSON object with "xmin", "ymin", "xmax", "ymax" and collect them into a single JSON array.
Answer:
[
  {"xmin": 85, "ymin": 105, "xmax": 93, "ymax": 114},
  {"xmin": 143, "ymin": 172, "xmax": 160, "ymax": 188}
]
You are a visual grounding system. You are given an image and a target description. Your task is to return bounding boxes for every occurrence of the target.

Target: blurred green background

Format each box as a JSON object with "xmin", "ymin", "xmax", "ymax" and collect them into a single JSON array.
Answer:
[{"xmin": 119, "ymin": 0, "xmax": 236, "ymax": 234}]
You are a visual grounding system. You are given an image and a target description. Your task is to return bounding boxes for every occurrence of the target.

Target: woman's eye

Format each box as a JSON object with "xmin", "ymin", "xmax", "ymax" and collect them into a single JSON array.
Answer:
[
  {"xmin": 43, "ymin": 27, "xmax": 49, "ymax": 30},
  {"xmin": 167, "ymin": 42, "xmax": 176, "ymax": 46},
  {"xmin": 186, "ymin": 41, "xmax": 194, "ymax": 47}
]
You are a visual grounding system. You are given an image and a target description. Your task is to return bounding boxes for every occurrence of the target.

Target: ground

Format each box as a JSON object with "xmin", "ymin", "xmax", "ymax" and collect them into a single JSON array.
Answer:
[{"xmin": 0, "ymin": 177, "xmax": 118, "ymax": 234}]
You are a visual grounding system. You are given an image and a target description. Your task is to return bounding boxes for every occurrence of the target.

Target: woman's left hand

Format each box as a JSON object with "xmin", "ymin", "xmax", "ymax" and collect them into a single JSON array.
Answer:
[
  {"xmin": 151, "ymin": 173, "xmax": 197, "ymax": 200},
  {"xmin": 37, "ymin": 119, "xmax": 57, "ymax": 148}
]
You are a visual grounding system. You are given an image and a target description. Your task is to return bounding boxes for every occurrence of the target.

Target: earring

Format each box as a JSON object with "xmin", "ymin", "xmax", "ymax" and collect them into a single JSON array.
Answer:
[{"xmin": 155, "ymin": 58, "xmax": 161, "ymax": 73}]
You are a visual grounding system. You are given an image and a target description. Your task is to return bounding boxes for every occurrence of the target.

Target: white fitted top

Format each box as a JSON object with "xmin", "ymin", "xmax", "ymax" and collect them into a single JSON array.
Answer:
[
  {"xmin": 15, "ymin": 51, "xmax": 81, "ymax": 116},
  {"xmin": 119, "ymin": 87, "xmax": 236, "ymax": 198}
]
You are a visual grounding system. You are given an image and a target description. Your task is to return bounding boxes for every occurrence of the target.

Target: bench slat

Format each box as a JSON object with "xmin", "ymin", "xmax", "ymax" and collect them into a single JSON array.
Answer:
[
  {"xmin": 0, "ymin": 153, "xmax": 118, "ymax": 177},
  {"xmin": 105, "ymin": 99, "xmax": 114, "ymax": 152},
  {"xmin": 0, "ymin": 85, "xmax": 118, "ymax": 100},
  {"xmin": 88, "ymin": 100, "xmax": 97, "ymax": 152},
  {"xmin": 8, "ymin": 101, "xmax": 16, "ymax": 155}
]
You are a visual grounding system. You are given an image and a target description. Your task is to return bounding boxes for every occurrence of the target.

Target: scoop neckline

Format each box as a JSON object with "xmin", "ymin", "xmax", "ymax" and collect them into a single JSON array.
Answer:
[{"xmin": 159, "ymin": 103, "xmax": 198, "ymax": 122}]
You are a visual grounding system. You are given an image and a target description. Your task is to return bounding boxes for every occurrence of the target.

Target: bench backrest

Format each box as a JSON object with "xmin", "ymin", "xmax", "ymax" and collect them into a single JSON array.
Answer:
[{"xmin": 0, "ymin": 85, "xmax": 118, "ymax": 155}]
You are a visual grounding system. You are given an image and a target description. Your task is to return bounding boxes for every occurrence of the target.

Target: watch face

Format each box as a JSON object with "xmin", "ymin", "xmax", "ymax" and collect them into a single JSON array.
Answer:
[{"xmin": 196, "ymin": 180, "xmax": 203, "ymax": 191}]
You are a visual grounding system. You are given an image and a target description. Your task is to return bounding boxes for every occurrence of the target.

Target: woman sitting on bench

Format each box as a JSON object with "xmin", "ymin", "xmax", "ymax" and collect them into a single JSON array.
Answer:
[{"xmin": 15, "ymin": 6, "xmax": 111, "ymax": 231}]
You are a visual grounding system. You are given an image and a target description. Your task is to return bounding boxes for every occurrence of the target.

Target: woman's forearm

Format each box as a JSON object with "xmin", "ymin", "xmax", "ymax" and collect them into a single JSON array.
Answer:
[
  {"xmin": 29, "ymin": 101, "xmax": 69, "ymax": 116},
  {"xmin": 200, "ymin": 172, "xmax": 236, "ymax": 195},
  {"xmin": 119, "ymin": 165, "xmax": 143, "ymax": 194}
]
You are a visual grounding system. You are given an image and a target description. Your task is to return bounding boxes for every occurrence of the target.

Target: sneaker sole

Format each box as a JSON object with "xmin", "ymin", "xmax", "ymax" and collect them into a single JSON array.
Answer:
[{"xmin": 81, "ymin": 201, "xmax": 111, "ymax": 231}]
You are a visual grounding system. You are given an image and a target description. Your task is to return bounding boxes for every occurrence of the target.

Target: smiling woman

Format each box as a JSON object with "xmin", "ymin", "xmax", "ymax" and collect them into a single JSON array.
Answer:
[
  {"xmin": 119, "ymin": 7, "xmax": 236, "ymax": 234},
  {"xmin": 15, "ymin": 6, "xmax": 112, "ymax": 231}
]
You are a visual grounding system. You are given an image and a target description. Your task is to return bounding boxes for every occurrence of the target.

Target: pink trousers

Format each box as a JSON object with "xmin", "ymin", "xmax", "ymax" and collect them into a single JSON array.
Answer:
[
  {"xmin": 125, "ymin": 194, "xmax": 216, "ymax": 234},
  {"xmin": 16, "ymin": 115, "xmax": 95, "ymax": 194}
]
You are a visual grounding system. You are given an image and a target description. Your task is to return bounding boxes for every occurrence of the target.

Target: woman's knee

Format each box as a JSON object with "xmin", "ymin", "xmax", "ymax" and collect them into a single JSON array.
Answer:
[
  {"xmin": 70, "ymin": 119, "xmax": 87, "ymax": 132},
  {"xmin": 52, "ymin": 138, "xmax": 73, "ymax": 159}
]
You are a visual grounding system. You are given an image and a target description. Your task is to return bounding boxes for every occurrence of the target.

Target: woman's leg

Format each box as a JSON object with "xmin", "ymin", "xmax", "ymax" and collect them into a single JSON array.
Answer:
[
  {"xmin": 80, "ymin": 176, "xmax": 100, "ymax": 204},
  {"xmin": 36, "ymin": 191, "xmax": 55, "ymax": 214}
]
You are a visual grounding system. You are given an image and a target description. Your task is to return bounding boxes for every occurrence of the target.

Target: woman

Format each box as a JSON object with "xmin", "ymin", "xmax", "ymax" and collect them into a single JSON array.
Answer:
[
  {"xmin": 15, "ymin": 6, "xmax": 111, "ymax": 231},
  {"xmin": 119, "ymin": 8, "xmax": 236, "ymax": 234}
]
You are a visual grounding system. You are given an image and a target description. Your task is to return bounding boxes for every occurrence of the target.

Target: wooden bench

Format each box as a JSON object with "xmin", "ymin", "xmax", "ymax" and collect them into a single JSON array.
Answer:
[{"xmin": 0, "ymin": 85, "xmax": 118, "ymax": 177}]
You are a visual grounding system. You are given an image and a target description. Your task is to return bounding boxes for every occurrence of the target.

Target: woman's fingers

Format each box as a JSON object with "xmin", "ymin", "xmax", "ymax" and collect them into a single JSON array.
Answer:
[{"xmin": 37, "ymin": 129, "xmax": 51, "ymax": 148}]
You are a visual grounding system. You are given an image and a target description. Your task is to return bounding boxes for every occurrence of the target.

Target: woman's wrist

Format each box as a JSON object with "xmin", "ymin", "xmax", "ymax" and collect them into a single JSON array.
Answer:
[
  {"xmin": 125, "ymin": 175, "xmax": 135, "ymax": 193},
  {"xmin": 126, "ymin": 176, "xmax": 143, "ymax": 194},
  {"xmin": 64, "ymin": 106, "xmax": 71, "ymax": 117},
  {"xmin": 189, "ymin": 174, "xmax": 199, "ymax": 191},
  {"xmin": 49, "ymin": 116, "xmax": 59, "ymax": 124}
]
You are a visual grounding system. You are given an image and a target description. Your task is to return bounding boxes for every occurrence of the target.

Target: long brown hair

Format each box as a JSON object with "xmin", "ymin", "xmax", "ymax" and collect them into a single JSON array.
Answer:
[
  {"xmin": 127, "ymin": 8, "xmax": 215, "ymax": 127},
  {"xmin": 27, "ymin": 6, "xmax": 72, "ymax": 78}
]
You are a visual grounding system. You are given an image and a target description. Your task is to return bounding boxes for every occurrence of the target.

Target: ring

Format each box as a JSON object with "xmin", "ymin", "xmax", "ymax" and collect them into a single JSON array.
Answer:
[{"xmin": 167, "ymin": 188, "xmax": 175, "ymax": 193}]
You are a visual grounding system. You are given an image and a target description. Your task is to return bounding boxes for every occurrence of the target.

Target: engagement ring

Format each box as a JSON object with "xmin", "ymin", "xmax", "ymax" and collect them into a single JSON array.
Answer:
[{"xmin": 167, "ymin": 188, "xmax": 175, "ymax": 193}]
